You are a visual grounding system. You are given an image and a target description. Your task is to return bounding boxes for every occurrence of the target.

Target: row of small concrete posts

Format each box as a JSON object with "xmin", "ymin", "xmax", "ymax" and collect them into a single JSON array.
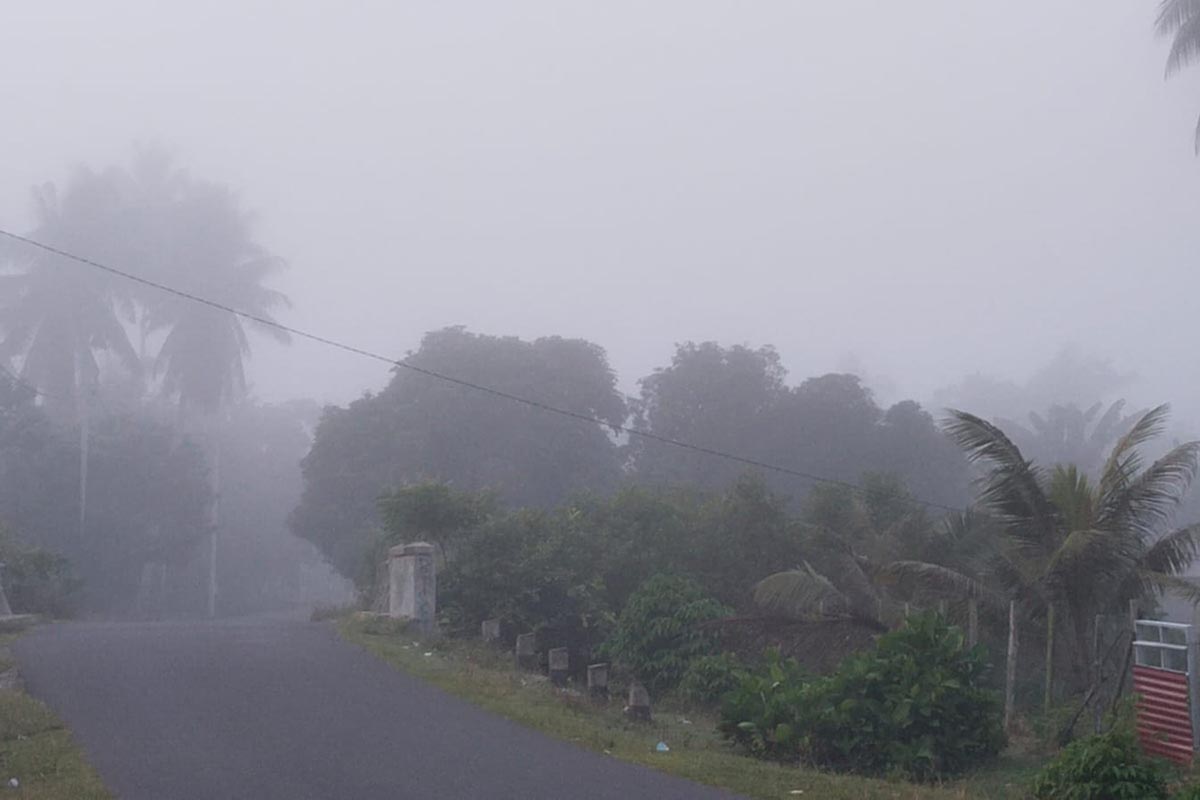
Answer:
[{"xmin": 485, "ymin": 620, "xmax": 651, "ymax": 720}]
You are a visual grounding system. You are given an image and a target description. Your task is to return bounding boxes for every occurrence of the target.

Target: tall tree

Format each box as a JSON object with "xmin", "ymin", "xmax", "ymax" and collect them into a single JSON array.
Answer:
[
  {"xmin": 129, "ymin": 162, "xmax": 290, "ymax": 618},
  {"xmin": 0, "ymin": 170, "xmax": 141, "ymax": 539},
  {"xmin": 292, "ymin": 327, "xmax": 626, "ymax": 579},
  {"xmin": 631, "ymin": 342, "xmax": 787, "ymax": 490}
]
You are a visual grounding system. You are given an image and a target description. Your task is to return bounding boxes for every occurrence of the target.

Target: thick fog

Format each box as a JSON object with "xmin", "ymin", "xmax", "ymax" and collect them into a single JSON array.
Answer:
[{"xmin": 4, "ymin": 0, "xmax": 1199, "ymax": 418}]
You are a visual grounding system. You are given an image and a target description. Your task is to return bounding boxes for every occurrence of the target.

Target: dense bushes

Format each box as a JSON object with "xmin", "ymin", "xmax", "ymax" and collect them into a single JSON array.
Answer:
[
  {"xmin": 677, "ymin": 653, "xmax": 744, "ymax": 705},
  {"xmin": 438, "ymin": 509, "xmax": 612, "ymax": 651},
  {"xmin": 602, "ymin": 575, "xmax": 730, "ymax": 694},
  {"xmin": 1029, "ymin": 728, "xmax": 1168, "ymax": 800},
  {"xmin": 721, "ymin": 613, "xmax": 1004, "ymax": 780},
  {"xmin": 0, "ymin": 528, "xmax": 78, "ymax": 617}
]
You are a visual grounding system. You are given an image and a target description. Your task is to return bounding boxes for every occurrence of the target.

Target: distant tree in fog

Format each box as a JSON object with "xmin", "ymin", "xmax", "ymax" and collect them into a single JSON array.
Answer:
[
  {"xmin": 630, "ymin": 342, "xmax": 787, "ymax": 489},
  {"xmin": 997, "ymin": 400, "xmax": 1141, "ymax": 476},
  {"xmin": 630, "ymin": 342, "xmax": 968, "ymax": 509},
  {"xmin": 0, "ymin": 170, "xmax": 142, "ymax": 539},
  {"xmin": 292, "ymin": 327, "xmax": 627, "ymax": 578}
]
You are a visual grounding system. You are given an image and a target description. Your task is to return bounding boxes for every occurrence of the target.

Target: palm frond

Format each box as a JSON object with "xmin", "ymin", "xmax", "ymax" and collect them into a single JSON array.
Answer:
[
  {"xmin": 1042, "ymin": 528, "xmax": 1136, "ymax": 600},
  {"xmin": 753, "ymin": 564, "xmax": 849, "ymax": 619},
  {"xmin": 880, "ymin": 560, "xmax": 1001, "ymax": 607},
  {"xmin": 943, "ymin": 410, "xmax": 1054, "ymax": 550},
  {"xmin": 1144, "ymin": 524, "xmax": 1200, "ymax": 576},
  {"xmin": 1098, "ymin": 404, "xmax": 1170, "ymax": 498},
  {"xmin": 1142, "ymin": 571, "xmax": 1200, "ymax": 606},
  {"xmin": 1100, "ymin": 442, "xmax": 1199, "ymax": 537},
  {"xmin": 1158, "ymin": 0, "xmax": 1200, "ymax": 36}
]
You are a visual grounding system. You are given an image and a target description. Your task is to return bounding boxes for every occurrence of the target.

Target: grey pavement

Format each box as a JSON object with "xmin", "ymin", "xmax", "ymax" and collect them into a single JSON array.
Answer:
[{"xmin": 14, "ymin": 618, "xmax": 739, "ymax": 800}]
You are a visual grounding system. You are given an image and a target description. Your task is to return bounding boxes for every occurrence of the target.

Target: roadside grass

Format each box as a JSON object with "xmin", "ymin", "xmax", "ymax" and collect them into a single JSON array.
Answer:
[
  {"xmin": 338, "ymin": 618, "xmax": 1039, "ymax": 800},
  {"xmin": 0, "ymin": 634, "xmax": 109, "ymax": 800}
]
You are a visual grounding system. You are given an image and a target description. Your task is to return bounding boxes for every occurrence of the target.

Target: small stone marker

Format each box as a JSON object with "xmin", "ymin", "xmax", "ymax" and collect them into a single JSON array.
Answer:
[
  {"xmin": 587, "ymin": 663, "xmax": 609, "ymax": 702},
  {"xmin": 515, "ymin": 632, "xmax": 537, "ymax": 671},
  {"xmin": 481, "ymin": 618, "xmax": 501, "ymax": 643},
  {"xmin": 548, "ymin": 647, "xmax": 569, "ymax": 687},
  {"xmin": 625, "ymin": 682, "xmax": 651, "ymax": 722}
]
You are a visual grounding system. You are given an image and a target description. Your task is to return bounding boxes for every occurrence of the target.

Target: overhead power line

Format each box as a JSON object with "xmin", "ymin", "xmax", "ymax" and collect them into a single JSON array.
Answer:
[{"xmin": 0, "ymin": 228, "xmax": 964, "ymax": 514}]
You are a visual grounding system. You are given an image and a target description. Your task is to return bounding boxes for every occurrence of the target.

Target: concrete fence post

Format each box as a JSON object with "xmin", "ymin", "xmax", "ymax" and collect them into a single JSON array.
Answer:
[
  {"xmin": 587, "ymin": 663, "xmax": 609, "ymax": 702},
  {"xmin": 548, "ymin": 648, "xmax": 569, "ymax": 687},
  {"xmin": 388, "ymin": 542, "xmax": 437, "ymax": 635},
  {"xmin": 515, "ymin": 633, "xmax": 537, "ymax": 671}
]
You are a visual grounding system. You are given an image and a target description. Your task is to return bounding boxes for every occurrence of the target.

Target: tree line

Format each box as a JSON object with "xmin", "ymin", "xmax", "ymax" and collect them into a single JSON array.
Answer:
[{"xmin": 289, "ymin": 328, "xmax": 971, "ymax": 580}]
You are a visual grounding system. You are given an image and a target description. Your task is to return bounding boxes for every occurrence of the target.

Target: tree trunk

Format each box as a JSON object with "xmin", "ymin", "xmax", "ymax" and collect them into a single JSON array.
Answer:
[
  {"xmin": 207, "ymin": 435, "xmax": 221, "ymax": 619},
  {"xmin": 1044, "ymin": 604, "xmax": 1056, "ymax": 715},
  {"xmin": 968, "ymin": 598, "xmax": 979, "ymax": 648},
  {"xmin": 1005, "ymin": 599, "xmax": 1018, "ymax": 731},
  {"xmin": 77, "ymin": 379, "xmax": 90, "ymax": 540}
]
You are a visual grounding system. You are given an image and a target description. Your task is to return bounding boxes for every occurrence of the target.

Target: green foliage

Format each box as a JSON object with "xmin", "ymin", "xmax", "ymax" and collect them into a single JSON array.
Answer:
[
  {"xmin": 1029, "ymin": 728, "xmax": 1168, "ymax": 800},
  {"xmin": 718, "ymin": 649, "xmax": 809, "ymax": 756},
  {"xmin": 603, "ymin": 574, "xmax": 730, "ymax": 695},
  {"xmin": 677, "ymin": 652, "xmax": 745, "ymax": 706},
  {"xmin": 1173, "ymin": 785, "xmax": 1200, "ymax": 800},
  {"xmin": 438, "ymin": 508, "xmax": 613, "ymax": 652},
  {"xmin": 0, "ymin": 530, "xmax": 78, "ymax": 617},
  {"xmin": 378, "ymin": 482, "xmax": 497, "ymax": 552},
  {"xmin": 721, "ymin": 613, "xmax": 1004, "ymax": 780}
]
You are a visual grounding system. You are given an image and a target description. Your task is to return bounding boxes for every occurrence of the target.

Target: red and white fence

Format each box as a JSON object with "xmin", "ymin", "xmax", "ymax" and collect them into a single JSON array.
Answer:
[{"xmin": 1133, "ymin": 619, "xmax": 1200, "ymax": 764}]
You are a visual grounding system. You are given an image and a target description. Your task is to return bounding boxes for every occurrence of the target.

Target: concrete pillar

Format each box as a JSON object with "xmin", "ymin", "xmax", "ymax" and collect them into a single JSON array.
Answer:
[
  {"xmin": 548, "ymin": 647, "xmax": 569, "ymax": 687},
  {"xmin": 481, "ymin": 618, "xmax": 501, "ymax": 643},
  {"xmin": 625, "ymin": 683, "xmax": 651, "ymax": 722},
  {"xmin": 0, "ymin": 563, "xmax": 12, "ymax": 617},
  {"xmin": 515, "ymin": 633, "xmax": 537, "ymax": 671},
  {"xmin": 388, "ymin": 542, "xmax": 436, "ymax": 635},
  {"xmin": 587, "ymin": 663, "xmax": 609, "ymax": 702}
]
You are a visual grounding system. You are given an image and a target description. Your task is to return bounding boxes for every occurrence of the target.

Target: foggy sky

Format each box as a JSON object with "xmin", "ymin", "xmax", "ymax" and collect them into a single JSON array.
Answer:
[{"xmin": 3, "ymin": 1, "xmax": 1199, "ymax": 421}]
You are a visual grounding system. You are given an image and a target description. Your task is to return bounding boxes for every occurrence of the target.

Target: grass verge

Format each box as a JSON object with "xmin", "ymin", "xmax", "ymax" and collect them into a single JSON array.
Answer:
[
  {"xmin": 0, "ymin": 634, "xmax": 109, "ymax": 800},
  {"xmin": 338, "ymin": 617, "xmax": 1039, "ymax": 800}
]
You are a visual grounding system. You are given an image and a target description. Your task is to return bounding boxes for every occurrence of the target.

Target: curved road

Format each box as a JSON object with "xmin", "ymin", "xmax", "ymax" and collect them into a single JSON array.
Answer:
[{"xmin": 15, "ymin": 618, "xmax": 737, "ymax": 800}]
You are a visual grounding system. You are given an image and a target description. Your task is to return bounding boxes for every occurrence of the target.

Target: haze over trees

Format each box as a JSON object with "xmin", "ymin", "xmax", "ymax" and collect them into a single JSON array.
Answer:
[
  {"xmin": 0, "ymin": 152, "xmax": 344, "ymax": 616},
  {"xmin": 290, "ymin": 334, "xmax": 972, "ymax": 582}
]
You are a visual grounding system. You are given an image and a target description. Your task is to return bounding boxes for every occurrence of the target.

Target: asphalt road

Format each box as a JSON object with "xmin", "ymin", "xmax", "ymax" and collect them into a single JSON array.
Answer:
[{"xmin": 14, "ymin": 617, "xmax": 739, "ymax": 800}]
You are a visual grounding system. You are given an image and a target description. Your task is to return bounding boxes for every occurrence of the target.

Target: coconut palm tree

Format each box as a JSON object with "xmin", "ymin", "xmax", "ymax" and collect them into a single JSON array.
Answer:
[
  {"xmin": 1157, "ymin": 0, "xmax": 1200, "ymax": 150},
  {"xmin": 137, "ymin": 176, "xmax": 289, "ymax": 617},
  {"xmin": 0, "ymin": 173, "xmax": 141, "ymax": 539},
  {"xmin": 944, "ymin": 405, "xmax": 1200, "ymax": 696}
]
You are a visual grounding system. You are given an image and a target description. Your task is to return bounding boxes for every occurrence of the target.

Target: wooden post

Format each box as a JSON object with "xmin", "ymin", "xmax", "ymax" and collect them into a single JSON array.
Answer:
[
  {"xmin": 938, "ymin": 599, "xmax": 947, "ymax": 617},
  {"xmin": 967, "ymin": 598, "xmax": 979, "ymax": 648},
  {"xmin": 1005, "ymin": 599, "xmax": 1018, "ymax": 732}
]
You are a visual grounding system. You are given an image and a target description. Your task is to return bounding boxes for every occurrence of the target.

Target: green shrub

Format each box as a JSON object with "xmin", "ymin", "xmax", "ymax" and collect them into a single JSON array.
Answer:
[
  {"xmin": 677, "ymin": 652, "xmax": 744, "ymax": 705},
  {"xmin": 602, "ymin": 574, "xmax": 730, "ymax": 695},
  {"xmin": 1174, "ymin": 785, "xmax": 1200, "ymax": 800},
  {"xmin": 1029, "ymin": 728, "xmax": 1168, "ymax": 800},
  {"xmin": 718, "ymin": 649, "xmax": 809, "ymax": 756},
  {"xmin": 0, "ymin": 532, "xmax": 78, "ymax": 617},
  {"xmin": 720, "ymin": 612, "xmax": 1004, "ymax": 780}
]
